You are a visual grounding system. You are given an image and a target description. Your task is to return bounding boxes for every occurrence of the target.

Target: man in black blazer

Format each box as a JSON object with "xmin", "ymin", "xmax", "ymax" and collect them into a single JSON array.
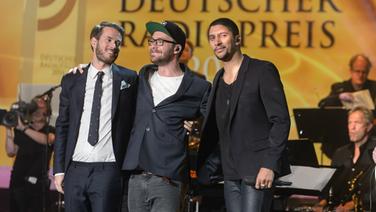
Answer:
[
  {"xmin": 53, "ymin": 22, "xmax": 137, "ymax": 212},
  {"xmin": 318, "ymin": 54, "xmax": 376, "ymax": 108},
  {"xmin": 122, "ymin": 21, "xmax": 210, "ymax": 212},
  {"xmin": 197, "ymin": 18, "xmax": 290, "ymax": 212}
]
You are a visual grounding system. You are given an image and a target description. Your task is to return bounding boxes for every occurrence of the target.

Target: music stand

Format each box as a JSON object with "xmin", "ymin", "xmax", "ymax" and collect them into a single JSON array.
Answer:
[
  {"xmin": 293, "ymin": 108, "xmax": 349, "ymax": 159},
  {"xmin": 276, "ymin": 165, "xmax": 337, "ymax": 196},
  {"xmin": 287, "ymin": 139, "xmax": 319, "ymax": 167}
]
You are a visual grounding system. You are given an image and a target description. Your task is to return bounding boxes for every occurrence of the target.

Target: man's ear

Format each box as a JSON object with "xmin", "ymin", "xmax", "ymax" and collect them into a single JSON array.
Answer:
[
  {"xmin": 235, "ymin": 35, "xmax": 241, "ymax": 46},
  {"xmin": 174, "ymin": 45, "xmax": 182, "ymax": 54},
  {"xmin": 90, "ymin": 37, "xmax": 97, "ymax": 49}
]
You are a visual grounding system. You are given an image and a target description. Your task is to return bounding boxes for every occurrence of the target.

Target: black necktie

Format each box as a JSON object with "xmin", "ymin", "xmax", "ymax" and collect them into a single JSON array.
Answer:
[{"xmin": 88, "ymin": 71, "xmax": 104, "ymax": 146}]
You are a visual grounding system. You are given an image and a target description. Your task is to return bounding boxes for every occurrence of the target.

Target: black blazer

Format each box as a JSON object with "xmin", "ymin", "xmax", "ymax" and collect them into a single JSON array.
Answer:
[
  {"xmin": 197, "ymin": 55, "xmax": 291, "ymax": 180},
  {"xmin": 122, "ymin": 64, "xmax": 210, "ymax": 181},
  {"xmin": 53, "ymin": 64, "xmax": 138, "ymax": 174}
]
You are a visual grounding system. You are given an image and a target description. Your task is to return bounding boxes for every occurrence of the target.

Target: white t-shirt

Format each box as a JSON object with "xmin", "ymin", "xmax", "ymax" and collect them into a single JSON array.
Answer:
[{"xmin": 150, "ymin": 71, "xmax": 184, "ymax": 106}]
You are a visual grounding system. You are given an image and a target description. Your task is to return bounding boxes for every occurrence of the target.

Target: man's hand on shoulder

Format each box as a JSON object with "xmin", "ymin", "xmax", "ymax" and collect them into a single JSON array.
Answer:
[{"xmin": 68, "ymin": 64, "xmax": 87, "ymax": 74}]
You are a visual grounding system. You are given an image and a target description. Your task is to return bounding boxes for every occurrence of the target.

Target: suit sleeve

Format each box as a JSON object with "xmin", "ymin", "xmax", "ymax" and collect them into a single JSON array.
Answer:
[
  {"xmin": 199, "ymin": 82, "xmax": 211, "ymax": 118},
  {"xmin": 318, "ymin": 83, "xmax": 343, "ymax": 107},
  {"xmin": 259, "ymin": 62, "xmax": 290, "ymax": 174},
  {"xmin": 53, "ymin": 75, "xmax": 71, "ymax": 174}
]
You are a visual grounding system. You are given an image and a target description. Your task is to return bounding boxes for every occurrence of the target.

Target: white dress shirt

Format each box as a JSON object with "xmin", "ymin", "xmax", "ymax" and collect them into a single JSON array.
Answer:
[{"xmin": 72, "ymin": 65, "xmax": 115, "ymax": 162}]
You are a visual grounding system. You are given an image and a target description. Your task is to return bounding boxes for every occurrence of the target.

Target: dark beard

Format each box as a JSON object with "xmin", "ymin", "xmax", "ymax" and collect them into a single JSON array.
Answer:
[
  {"xmin": 96, "ymin": 46, "xmax": 118, "ymax": 64},
  {"xmin": 215, "ymin": 51, "xmax": 233, "ymax": 62}
]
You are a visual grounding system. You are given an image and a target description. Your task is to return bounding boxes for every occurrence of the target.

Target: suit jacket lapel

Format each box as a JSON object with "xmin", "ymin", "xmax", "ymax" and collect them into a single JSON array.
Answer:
[
  {"xmin": 207, "ymin": 69, "xmax": 223, "ymax": 111},
  {"xmin": 143, "ymin": 66, "xmax": 156, "ymax": 106},
  {"xmin": 229, "ymin": 56, "xmax": 249, "ymax": 125},
  {"xmin": 202, "ymin": 68, "xmax": 223, "ymax": 129},
  {"xmin": 76, "ymin": 66, "xmax": 89, "ymax": 116},
  {"xmin": 112, "ymin": 65, "xmax": 121, "ymax": 118}
]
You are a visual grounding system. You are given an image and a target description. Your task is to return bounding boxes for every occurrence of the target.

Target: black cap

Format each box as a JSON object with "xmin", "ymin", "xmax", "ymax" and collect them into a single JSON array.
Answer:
[{"xmin": 146, "ymin": 21, "xmax": 186, "ymax": 51}]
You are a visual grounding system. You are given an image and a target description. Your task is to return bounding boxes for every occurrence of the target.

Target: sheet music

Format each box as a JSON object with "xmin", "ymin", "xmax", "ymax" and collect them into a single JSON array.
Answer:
[
  {"xmin": 278, "ymin": 166, "xmax": 336, "ymax": 191},
  {"xmin": 341, "ymin": 89, "xmax": 375, "ymax": 109}
]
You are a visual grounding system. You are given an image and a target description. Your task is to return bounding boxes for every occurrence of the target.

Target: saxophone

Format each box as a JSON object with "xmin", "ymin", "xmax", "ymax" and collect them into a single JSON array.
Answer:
[{"xmin": 348, "ymin": 170, "xmax": 364, "ymax": 212}]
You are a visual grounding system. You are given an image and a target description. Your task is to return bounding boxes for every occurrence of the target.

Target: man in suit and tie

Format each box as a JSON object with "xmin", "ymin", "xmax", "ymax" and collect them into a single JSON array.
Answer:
[
  {"xmin": 197, "ymin": 18, "xmax": 291, "ymax": 212},
  {"xmin": 122, "ymin": 21, "xmax": 210, "ymax": 212},
  {"xmin": 53, "ymin": 21, "xmax": 138, "ymax": 212}
]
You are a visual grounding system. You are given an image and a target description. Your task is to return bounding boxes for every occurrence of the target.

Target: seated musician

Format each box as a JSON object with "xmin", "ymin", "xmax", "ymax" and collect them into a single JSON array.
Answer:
[
  {"xmin": 318, "ymin": 54, "xmax": 376, "ymax": 108},
  {"xmin": 316, "ymin": 106, "xmax": 376, "ymax": 211}
]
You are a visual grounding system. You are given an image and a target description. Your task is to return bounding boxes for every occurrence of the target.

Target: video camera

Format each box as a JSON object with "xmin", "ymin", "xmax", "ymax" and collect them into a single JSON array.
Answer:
[{"xmin": 0, "ymin": 100, "xmax": 38, "ymax": 128}]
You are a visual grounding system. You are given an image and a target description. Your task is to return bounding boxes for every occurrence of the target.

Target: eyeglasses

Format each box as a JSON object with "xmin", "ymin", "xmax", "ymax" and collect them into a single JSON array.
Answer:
[{"xmin": 148, "ymin": 38, "xmax": 177, "ymax": 46}]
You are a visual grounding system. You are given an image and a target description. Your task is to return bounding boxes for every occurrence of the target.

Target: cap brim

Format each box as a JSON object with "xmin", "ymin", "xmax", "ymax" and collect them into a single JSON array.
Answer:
[{"xmin": 146, "ymin": 22, "xmax": 171, "ymax": 37}]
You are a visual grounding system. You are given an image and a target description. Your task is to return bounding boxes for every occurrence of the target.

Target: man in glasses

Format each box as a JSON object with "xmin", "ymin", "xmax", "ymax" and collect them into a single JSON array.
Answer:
[
  {"xmin": 319, "ymin": 54, "xmax": 376, "ymax": 108},
  {"xmin": 122, "ymin": 21, "xmax": 210, "ymax": 212}
]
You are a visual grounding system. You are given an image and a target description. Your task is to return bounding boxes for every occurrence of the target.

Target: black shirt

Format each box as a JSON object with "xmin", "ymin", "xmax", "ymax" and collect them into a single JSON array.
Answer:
[
  {"xmin": 10, "ymin": 125, "xmax": 54, "ymax": 187},
  {"xmin": 215, "ymin": 77, "xmax": 239, "ymax": 180}
]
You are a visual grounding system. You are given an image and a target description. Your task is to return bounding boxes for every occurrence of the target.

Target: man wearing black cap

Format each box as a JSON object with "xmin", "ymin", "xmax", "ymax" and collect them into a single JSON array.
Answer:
[{"xmin": 122, "ymin": 21, "xmax": 210, "ymax": 212}]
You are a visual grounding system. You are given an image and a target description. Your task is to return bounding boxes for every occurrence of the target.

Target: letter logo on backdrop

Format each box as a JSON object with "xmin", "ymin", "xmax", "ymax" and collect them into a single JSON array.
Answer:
[{"xmin": 38, "ymin": 0, "xmax": 76, "ymax": 31}]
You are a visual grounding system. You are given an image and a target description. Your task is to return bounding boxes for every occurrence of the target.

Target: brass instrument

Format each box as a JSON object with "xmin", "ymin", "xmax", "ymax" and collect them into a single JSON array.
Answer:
[
  {"xmin": 187, "ymin": 120, "xmax": 201, "ymax": 150},
  {"xmin": 338, "ymin": 164, "xmax": 374, "ymax": 211},
  {"xmin": 348, "ymin": 170, "xmax": 364, "ymax": 212}
]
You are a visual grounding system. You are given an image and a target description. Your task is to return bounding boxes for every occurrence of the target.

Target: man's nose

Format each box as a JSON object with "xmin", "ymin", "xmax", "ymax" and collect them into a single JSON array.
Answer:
[
  {"xmin": 109, "ymin": 41, "xmax": 118, "ymax": 49},
  {"xmin": 214, "ymin": 36, "xmax": 222, "ymax": 45}
]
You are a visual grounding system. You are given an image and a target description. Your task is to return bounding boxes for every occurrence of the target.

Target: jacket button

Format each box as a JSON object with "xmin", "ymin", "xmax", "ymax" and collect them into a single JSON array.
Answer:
[
  {"xmin": 152, "ymin": 109, "xmax": 156, "ymax": 113},
  {"xmin": 146, "ymin": 127, "xmax": 150, "ymax": 132}
]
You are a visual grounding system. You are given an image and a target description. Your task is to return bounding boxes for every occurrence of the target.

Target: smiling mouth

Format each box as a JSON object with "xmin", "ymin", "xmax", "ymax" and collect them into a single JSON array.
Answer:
[
  {"xmin": 215, "ymin": 47, "xmax": 225, "ymax": 52},
  {"xmin": 107, "ymin": 51, "xmax": 116, "ymax": 56}
]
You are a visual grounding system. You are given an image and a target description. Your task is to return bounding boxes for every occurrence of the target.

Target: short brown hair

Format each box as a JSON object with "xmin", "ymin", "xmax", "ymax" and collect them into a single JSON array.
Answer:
[{"xmin": 90, "ymin": 21, "xmax": 124, "ymax": 40}]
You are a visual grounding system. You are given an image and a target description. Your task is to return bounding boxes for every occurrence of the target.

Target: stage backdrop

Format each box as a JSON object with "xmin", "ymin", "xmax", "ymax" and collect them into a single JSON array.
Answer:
[{"xmin": 1, "ymin": 0, "xmax": 376, "ymax": 167}]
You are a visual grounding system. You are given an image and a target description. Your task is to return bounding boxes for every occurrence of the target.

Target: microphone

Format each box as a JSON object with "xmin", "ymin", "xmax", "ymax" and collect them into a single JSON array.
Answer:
[{"xmin": 37, "ymin": 85, "xmax": 61, "ymax": 99}]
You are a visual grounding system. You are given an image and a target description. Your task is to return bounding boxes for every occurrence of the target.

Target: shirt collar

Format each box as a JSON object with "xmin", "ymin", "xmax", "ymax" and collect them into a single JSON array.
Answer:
[{"xmin": 88, "ymin": 64, "xmax": 112, "ymax": 79}]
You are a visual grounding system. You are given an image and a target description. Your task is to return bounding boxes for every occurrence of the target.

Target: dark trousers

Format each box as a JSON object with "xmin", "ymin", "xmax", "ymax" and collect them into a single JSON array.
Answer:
[
  {"xmin": 224, "ymin": 180, "xmax": 273, "ymax": 212},
  {"xmin": 64, "ymin": 161, "xmax": 122, "ymax": 212},
  {"xmin": 121, "ymin": 173, "xmax": 130, "ymax": 212},
  {"xmin": 128, "ymin": 173, "xmax": 182, "ymax": 212}
]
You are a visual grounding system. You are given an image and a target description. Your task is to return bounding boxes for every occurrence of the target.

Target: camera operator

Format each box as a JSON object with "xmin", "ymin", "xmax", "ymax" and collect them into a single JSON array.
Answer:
[{"xmin": 5, "ymin": 96, "xmax": 55, "ymax": 212}]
